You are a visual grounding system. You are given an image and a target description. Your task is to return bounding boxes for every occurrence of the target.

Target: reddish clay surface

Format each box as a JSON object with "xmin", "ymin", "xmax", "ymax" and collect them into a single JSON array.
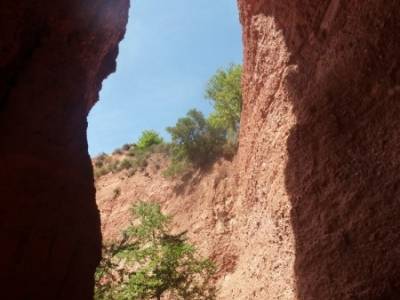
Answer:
[{"xmin": 235, "ymin": 0, "xmax": 400, "ymax": 299}]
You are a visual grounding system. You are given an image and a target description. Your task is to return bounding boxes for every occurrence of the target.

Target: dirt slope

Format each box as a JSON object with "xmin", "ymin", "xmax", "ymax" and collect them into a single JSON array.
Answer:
[{"xmin": 95, "ymin": 152, "xmax": 238, "ymax": 278}]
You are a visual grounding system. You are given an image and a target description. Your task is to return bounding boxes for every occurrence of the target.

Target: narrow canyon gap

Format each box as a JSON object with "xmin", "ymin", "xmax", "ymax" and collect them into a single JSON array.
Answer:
[
  {"xmin": 1, "ymin": 1, "xmax": 400, "ymax": 300},
  {"xmin": 0, "ymin": 1, "xmax": 129, "ymax": 299}
]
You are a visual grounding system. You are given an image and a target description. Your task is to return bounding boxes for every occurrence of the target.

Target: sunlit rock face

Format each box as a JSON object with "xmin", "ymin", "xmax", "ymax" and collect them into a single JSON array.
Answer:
[
  {"xmin": 0, "ymin": 1, "xmax": 129, "ymax": 299},
  {"xmin": 231, "ymin": 0, "xmax": 400, "ymax": 299}
]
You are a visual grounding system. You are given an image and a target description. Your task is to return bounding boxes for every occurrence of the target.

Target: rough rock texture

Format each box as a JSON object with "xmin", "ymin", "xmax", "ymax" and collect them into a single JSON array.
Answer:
[
  {"xmin": 0, "ymin": 1, "xmax": 128, "ymax": 299},
  {"xmin": 231, "ymin": 0, "xmax": 400, "ymax": 299}
]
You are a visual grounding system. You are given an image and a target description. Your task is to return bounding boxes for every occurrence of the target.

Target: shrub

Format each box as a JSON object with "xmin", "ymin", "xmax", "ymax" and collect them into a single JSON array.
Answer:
[
  {"xmin": 112, "ymin": 148, "xmax": 123, "ymax": 155},
  {"xmin": 94, "ymin": 166, "xmax": 111, "ymax": 179},
  {"xmin": 127, "ymin": 146, "xmax": 137, "ymax": 157},
  {"xmin": 132, "ymin": 149, "xmax": 149, "ymax": 169},
  {"xmin": 109, "ymin": 160, "xmax": 120, "ymax": 173},
  {"xmin": 122, "ymin": 144, "xmax": 131, "ymax": 151},
  {"xmin": 167, "ymin": 109, "xmax": 225, "ymax": 166},
  {"xmin": 136, "ymin": 130, "xmax": 164, "ymax": 151},
  {"xmin": 118, "ymin": 158, "xmax": 134, "ymax": 171},
  {"xmin": 95, "ymin": 202, "xmax": 216, "ymax": 300},
  {"xmin": 93, "ymin": 153, "xmax": 113, "ymax": 179},
  {"xmin": 94, "ymin": 153, "xmax": 108, "ymax": 168}
]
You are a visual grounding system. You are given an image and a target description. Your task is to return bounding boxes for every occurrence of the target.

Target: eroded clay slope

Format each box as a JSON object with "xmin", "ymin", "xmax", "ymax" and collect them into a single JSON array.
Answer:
[{"xmin": 96, "ymin": 153, "xmax": 238, "ymax": 278}]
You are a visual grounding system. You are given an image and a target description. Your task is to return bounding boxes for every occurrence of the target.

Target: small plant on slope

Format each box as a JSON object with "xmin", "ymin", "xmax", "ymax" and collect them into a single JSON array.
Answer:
[{"xmin": 95, "ymin": 202, "xmax": 216, "ymax": 300}]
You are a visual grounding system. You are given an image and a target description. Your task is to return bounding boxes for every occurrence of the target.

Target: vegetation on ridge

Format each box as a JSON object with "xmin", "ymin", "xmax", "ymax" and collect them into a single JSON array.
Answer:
[
  {"xmin": 136, "ymin": 130, "xmax": 164, "ymax": 151},
  {"xmin": 167, "ymin": 109, "xmax": 226, "ymax": 166},
  {"xmin": 164, "ymin": 64, "xmax": 242, "ymax": 177},
  {"xmin": 93, "ymin": 64, "xmax": 242, "ymax": 179}
]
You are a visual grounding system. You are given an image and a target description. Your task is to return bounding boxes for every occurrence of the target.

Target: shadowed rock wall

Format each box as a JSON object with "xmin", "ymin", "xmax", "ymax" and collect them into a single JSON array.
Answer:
[
  {"xmin": 0, "ymin": 1, "xmax": 129, "ymax": 299},
  {"xmin": 234, "ymin": 0, "xmax": 400, "ymax": 299}
]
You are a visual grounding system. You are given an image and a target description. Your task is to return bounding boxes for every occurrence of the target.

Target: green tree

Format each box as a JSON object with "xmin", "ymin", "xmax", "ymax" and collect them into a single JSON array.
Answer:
[
  {"xmin": 166, "ymin": 109, "xmax": 225, "ymax": 166},
  {"xmin": 205, "ymin": 64, "xmax": 242, "ymax": 137},
  {"xmin": 137, "ymin": 130, "xmax": 164, "ymax": 151},
  {"xmin": 95, "ymin": 202, "xmax": 216, "ymax": 300}
]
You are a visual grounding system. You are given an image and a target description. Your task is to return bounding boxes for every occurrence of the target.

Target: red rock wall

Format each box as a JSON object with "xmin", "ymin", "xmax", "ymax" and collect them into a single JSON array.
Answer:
[
  {"xmin": 0, "ymin": 1, "xmax": 129, "ymax": 299},
  {"xmin": 2, "ymin": 1, "xmax": 399, "ymax": 299},
  {"xmin": 233, "ymin": 0, "xmax": 400, "ymax": 299}
]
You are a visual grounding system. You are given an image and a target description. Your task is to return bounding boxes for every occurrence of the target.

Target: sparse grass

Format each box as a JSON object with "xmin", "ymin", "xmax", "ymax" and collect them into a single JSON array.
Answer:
[
  {"xmin": 94, "ymin": 166, "xmax": 111, "ymax": 179},
  {"xmin": 149, "ymin": 142, "xmax": 172, "ymax": 155},
  {"xmin": 162, "ymin": 160, "xmax": 190, "ymax": 179},
  {"xmin": 112, "ymin": 148, "xmax": 123, "ymax": 155},
  {"xmin": 118, "ymin": 158, "xmax": 134, "ymax": 171},
  {"xmin": 94, "ymin": 144, "xmax": 166, "ymax": 180},
  {"xmin": 127, "ymin": 145, "xmax": 137, "ymax": 157},
  {"xmin": 94, "ymin": 153, "xmax": 108, "ymax": 168},
  {"xmin": 109, "ymin": 160, "xmax": 120, "ymax": 173}
]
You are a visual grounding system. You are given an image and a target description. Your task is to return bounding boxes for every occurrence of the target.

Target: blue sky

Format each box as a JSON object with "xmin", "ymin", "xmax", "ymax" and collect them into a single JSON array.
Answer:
[{"xmin": 88, "ymin": 1, "xmax": 243, "ymax": 156}]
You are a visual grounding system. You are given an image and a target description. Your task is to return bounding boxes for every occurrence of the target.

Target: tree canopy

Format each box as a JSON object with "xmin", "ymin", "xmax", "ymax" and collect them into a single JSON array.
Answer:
[
  {"xmin": 205, "ymin": 64, "xmax": 242, "ymax": 135},
  {"xmin": 166, "ymin": 109, "xmax": 225, "ymax": 166}
]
